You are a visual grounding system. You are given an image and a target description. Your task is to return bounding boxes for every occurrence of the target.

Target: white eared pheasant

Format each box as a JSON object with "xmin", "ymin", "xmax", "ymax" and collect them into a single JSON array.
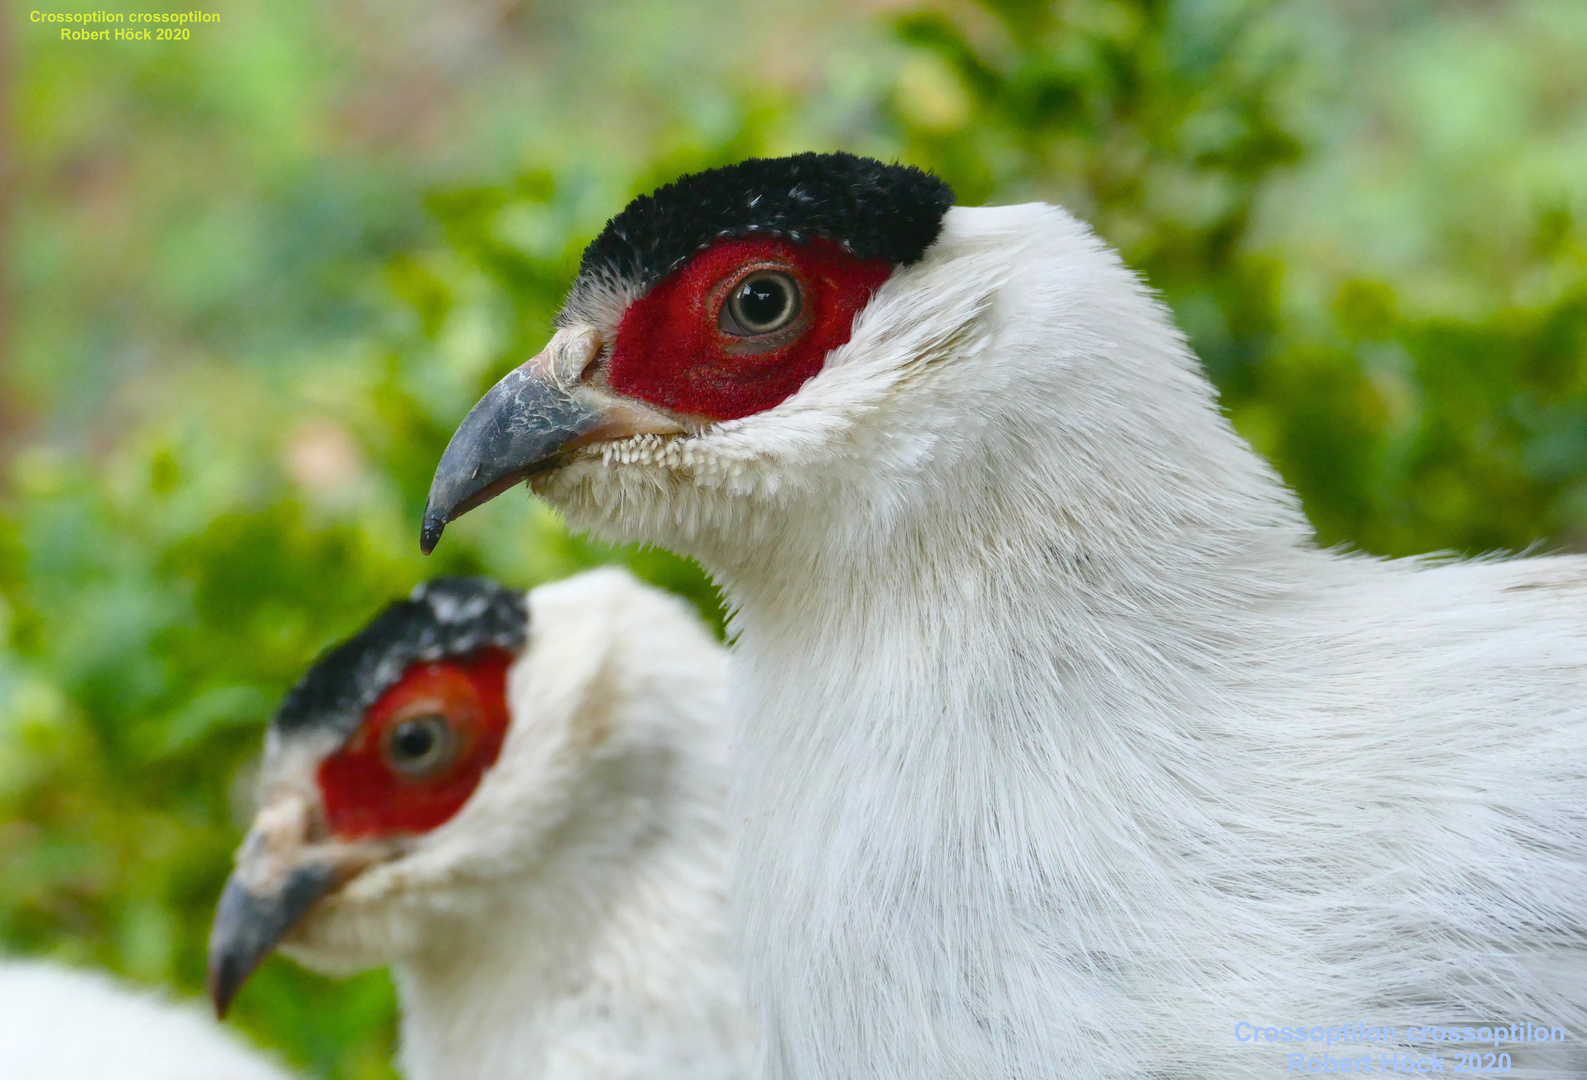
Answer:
[
  {"xmin": 421, "ymin": 153, "xmax": 1587, "ymax": 1080},
  {"xmin": 208, "ymin": 570, "xmax": 753, "ymax": 1080}
]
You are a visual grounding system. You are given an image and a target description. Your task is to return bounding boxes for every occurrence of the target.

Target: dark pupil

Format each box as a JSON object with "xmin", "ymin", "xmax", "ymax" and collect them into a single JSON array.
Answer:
[
  {"xmin": 737, "ymin": 277, "xmax": 789, "ymax": 328},
  {"xmin": 392, "ymin": 719, "xmax": 437, "ymax": 761}
]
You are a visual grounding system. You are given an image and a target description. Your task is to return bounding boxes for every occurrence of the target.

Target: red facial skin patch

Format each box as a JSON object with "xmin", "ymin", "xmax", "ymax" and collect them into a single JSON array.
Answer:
[
  {"xmin": 605, "ymin": 236, "xmax": 894, "ymax": 421},
  {"xmin": 317, "ymin": 648, "xmax": 514, "ymax": 839}
]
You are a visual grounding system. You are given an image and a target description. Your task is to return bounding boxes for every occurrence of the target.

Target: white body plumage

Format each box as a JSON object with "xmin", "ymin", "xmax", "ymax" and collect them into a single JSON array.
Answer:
[
  {"xmin": 536, "ymin": 205, "xmax": 1587, "ymax": 1080},
  {"xmin": 276, "ymin": 569, "xmax": 754, "ymax": 1080},
  {"xmin": 0, "ymin": 961, "xmax": 296, "ymax": 1080}
]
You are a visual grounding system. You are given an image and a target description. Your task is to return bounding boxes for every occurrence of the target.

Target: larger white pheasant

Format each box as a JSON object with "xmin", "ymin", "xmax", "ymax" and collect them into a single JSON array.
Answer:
[{"xmin": 422, "ymin": 153, "xmax": 1587, "ymax": 1080}]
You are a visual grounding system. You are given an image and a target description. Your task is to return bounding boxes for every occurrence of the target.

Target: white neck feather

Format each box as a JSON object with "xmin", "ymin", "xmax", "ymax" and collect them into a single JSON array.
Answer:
[{"xmin": 394, "ymin": 807, "xmax": 747, "ymax": 1080}]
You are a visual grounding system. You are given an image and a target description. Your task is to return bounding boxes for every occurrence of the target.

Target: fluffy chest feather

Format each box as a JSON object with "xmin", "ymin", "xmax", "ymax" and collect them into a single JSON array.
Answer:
[{"xmin": 726, "ymin": 555, "xmax": 1587, "ymax": 1080}]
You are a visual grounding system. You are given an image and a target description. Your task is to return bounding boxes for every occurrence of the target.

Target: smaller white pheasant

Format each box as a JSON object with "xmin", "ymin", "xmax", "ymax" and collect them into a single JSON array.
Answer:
[{"xmin": 209, "ymin": 569, "xmax": 753, "ymax": 1080}]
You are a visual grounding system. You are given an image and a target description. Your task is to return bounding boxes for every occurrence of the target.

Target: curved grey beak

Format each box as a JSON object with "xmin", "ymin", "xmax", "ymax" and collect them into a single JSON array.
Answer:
[
  {"xmin": 207, "ymin": 788, "xmax": 383, "ymax": 1019},
  {"xmin": 207, "ymin": 862, "xmax": 338, "ymax": 1018},
  {"xmin": 421, "ymin": 328, "xmax": 684, "ymax": 554},
  {"xmin": 421, "ymin": 364, "xmax": 606, "ymax": 554}
]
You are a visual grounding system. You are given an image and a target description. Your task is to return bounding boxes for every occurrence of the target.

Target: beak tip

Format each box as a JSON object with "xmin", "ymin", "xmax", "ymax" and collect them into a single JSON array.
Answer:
[
  {"xmin": 207, "ymin": 953, "xmax": 241, "ymax": 1020},
  {"xmin": 420, "ymin": 516, "xmax": 445, "ymax": 555}
]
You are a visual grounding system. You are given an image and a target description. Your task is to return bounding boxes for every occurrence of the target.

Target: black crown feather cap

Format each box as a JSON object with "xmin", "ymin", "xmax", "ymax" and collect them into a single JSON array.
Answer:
[
  {"xmin": 274, "ymin": 577, "xmax": 528, "ymax": 745},
  {"xmin": 574, "ymin": 152, "xmax": 956, "ymax": 299}
]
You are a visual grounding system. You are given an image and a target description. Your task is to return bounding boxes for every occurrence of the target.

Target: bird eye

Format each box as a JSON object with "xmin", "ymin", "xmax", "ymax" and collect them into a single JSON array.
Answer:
[
  {"xmin": 384, "ymin": 713, "xmax": 458, "ymax": 778},
  {"xmin": 722, "ymin": 272, "xmax": 800, "ymax": 336}
]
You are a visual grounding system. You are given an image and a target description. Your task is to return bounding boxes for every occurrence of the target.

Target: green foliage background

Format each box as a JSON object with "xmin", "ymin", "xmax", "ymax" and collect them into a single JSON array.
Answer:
[{"xmin": 2, "ymin": 0, "xmax": 1585, "ymax": 1075}]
